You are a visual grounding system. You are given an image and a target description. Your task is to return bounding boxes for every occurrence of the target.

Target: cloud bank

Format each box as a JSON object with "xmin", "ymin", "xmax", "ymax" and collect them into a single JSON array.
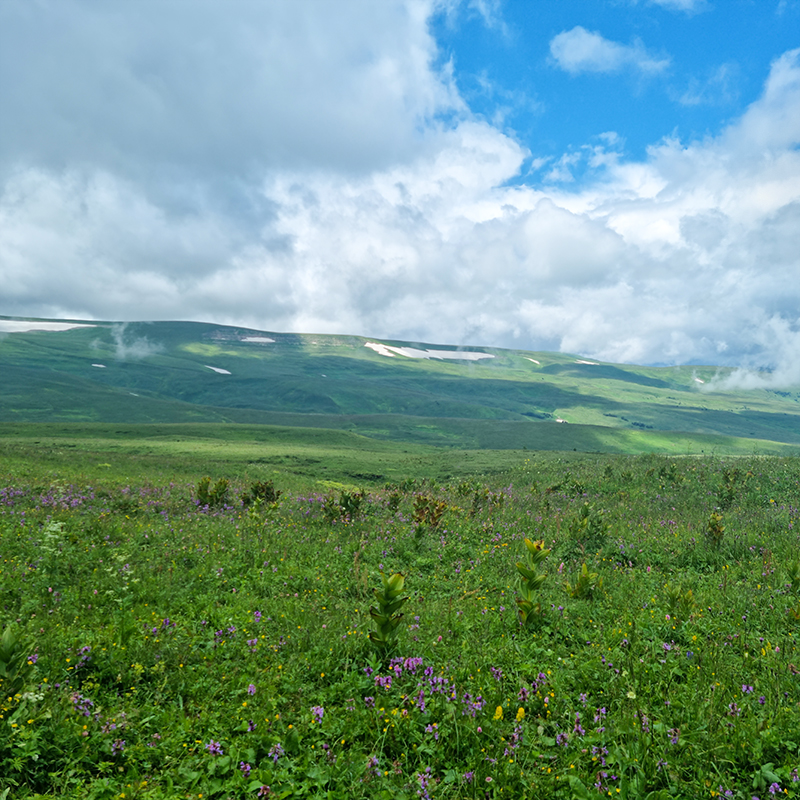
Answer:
[{"xmin": 1, "ymin": 2, "xmax": 800, "ymax": 382}]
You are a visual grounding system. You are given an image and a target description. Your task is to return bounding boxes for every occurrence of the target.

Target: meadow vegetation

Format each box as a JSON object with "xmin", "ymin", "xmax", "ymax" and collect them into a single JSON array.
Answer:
[{"xmin": 2, "ymin": 433, "xmax": 800, "ymax": 798}]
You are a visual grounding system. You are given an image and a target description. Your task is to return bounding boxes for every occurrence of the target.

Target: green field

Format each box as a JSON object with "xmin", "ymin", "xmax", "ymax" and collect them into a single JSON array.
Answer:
[{"xmin": 3, "ymin": 430, "xmax": 800, "ymax": 798}]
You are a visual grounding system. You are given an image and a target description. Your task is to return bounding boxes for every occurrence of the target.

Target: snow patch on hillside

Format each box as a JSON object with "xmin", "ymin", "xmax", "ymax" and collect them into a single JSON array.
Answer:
[
  {"xmin": 0, "ymin": 320, "xmax": 96, "ymax": 333},
  {"xmin": 365, "ymin": 342, "xmax": 493, "ymax": 361}
]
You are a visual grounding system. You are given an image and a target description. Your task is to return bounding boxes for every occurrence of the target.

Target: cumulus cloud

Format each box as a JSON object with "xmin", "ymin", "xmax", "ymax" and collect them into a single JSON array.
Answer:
[
  {"xmin": 2, "ymin": 3, "xmax": 800, "ymax": 383},
  {"xmin": 0, "ymin": 0, "xmax": 459, "ymax": 181},
  {"xmin": 549, "ymin": 26, "xmax": 670, "ymax": 76}
]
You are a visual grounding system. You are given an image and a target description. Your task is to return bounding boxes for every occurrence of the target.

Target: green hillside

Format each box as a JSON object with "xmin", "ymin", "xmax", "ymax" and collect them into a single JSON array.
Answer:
[{"xmin": 1, "ymin": 315, "xmax": 799, "ymax": 453}]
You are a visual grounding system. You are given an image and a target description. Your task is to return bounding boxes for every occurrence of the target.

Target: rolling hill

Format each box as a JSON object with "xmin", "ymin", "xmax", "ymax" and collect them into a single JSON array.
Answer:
[{"xmin": 1, "ymin": 315, "xmax": 799, "ymax": 454}]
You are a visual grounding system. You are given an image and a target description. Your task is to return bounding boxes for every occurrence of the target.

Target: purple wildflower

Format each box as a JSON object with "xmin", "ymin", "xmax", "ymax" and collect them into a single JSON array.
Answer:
[
  {"xmin": 268, "ymin": 743, "xmax": 284, "ymax": 763},
  {"xmin": 205, "ymin": 740, "xmax": 223, "ymax": 756}
]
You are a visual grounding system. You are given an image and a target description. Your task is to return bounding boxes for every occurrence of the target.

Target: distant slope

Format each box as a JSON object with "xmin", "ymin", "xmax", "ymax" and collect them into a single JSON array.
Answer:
[{"xmin": 1, "ymin": 315, "xmax": 799, "ymax": 453}]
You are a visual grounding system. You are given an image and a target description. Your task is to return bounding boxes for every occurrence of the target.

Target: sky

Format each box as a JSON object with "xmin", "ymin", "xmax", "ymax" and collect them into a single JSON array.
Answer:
[{"xmin": 1, "ymin": 0, "xmax": 800, "ymax": 382}]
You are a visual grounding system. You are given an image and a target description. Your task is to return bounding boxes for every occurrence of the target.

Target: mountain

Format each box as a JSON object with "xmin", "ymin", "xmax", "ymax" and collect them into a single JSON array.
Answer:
[{"xmin": 1, "ymin": 316, "xmax": 799, "ymax": 453}]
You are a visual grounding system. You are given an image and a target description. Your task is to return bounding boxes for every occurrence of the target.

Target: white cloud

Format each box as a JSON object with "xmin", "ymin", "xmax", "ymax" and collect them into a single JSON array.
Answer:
[
  {"xmin": 0, "ymin": 0, "xmax": 460, "ymax": 180},
  {"xmin": 2, "ymin": 4, "xmax": 800, "ymax": 383},
  {"xmin": 549, "ymin": 26, "xmax": 670, "ymax": 76},
  {"xmin": 677, "ymin": 62, "xmax": 739, "ymax": 106},
  {"xmin": 648, "ymin": 0, "xmax": 707, "ymax": 12}
]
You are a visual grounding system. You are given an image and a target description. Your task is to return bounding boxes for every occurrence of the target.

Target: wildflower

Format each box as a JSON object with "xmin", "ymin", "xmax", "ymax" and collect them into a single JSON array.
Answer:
[
  {"xmin": 240, "ymin": 761, "xmax": 252, "ymax": 777},
  {"xmin": 490, "ymin": 666, "xmax": 503, "ymax": 681},
  {"xmin": 111, "ymin": 739, "xmax": 125, "ymax": 756},
  {"xmin": 417, "ymin": 766, "xmax": 433, "ymax": 800},
  {"xmin": 248, "ymin": 684, "xmax": 256, "ymax": 696},
  {"xmin": 247, "ymin": 719, "xmax": 257, "ymax": 732},
  {"xmin": 257, "ymin": 787, "xmax": 271, "ymax": 797},
  {"xmin": 311, "ymin": 705, "xmax": 324, "ymax": 724},
  {"xmin": 759, "ymin": 696, "xmax": 766, "ymax": 706},
  {"xmin": 254, "ymin": 611, "xmax": 262, "ymax": 622},
  {"xmin": 516, "ymin": 707, "xmax": 525, "ymax": 722},
  {"xmin": 268, "ymin": 743, "xmax": 284, "ymax": 763},
  {"xmin": 769, "ymin": 783, "xmax": 782, "ymax": 795},
  {"xmin": 556, "ymin": 732, "xmax": 569, "ymax": 746},
  {"xmin": 463, "ymin": 771, "xmax": 474, "ymax": 784},
  {"xmin": 742, "ymin": 684, "xmax": 754, "ymax": 694},
  {"xmin": 518, "ymin": 685, "xmax": 530, "ymax": 702},
  {"xmin": 205, "ymin": 740, "xmax": 223, "ymax": 755},
  {"xmin": 493, "ymin": 706, "xmax": 503, "ymax": 721},
  {"xmin": 364, "ymin": 696, "xmax": 375, "ymax": 709}
]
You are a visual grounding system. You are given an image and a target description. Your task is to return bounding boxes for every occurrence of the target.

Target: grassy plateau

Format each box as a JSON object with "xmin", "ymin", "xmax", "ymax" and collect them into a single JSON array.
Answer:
[{"xmin": 2, "ymin": 433, "xmax": 800, "ymax": 799}]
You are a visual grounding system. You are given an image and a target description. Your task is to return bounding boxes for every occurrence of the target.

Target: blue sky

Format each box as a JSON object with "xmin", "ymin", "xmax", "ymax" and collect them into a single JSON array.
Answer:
[
  {"xmin": 433, "ymin": 0, "xmax": 800, "ymax": 181},
  {"xmin": 1, "ymin": 0, "xmax": 800, "ymax": 385}
]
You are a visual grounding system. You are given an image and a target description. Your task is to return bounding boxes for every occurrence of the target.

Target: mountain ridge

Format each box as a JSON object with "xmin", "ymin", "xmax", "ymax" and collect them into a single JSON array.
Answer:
[{"xmin": 1, "ymin": 315, "xmax": 798, "ymax": 454}]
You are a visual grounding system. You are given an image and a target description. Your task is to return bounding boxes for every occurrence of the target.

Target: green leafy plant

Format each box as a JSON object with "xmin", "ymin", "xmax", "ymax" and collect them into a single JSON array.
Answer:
[
  {"xmin": 369, "ymin": 572, "xmax": 409, "ymax": 653},
  {"xmin": 516, "ymin": 538, "xmax": 550, "ymax": 627},
  {"xmin": 565, "ymin": 562, "xmax": 603, "ymax": 600},
  {"xmin": 413, "ymin": 494, "xmax": 447, "ymax": 541},
  {"xmin": 241, "ymin": 479, "xmax": 281, "ymax": 507},
  {"xmin": 664, "ymin": 583, "xmax": 695, "ymax": 624},
  {"xmin": 0, "ymin": 623, "xmax": 35, "ymax": 699},
  {"xmin": 566, "ymin": 502, "xmax": 609, "ymax": 556},
  {"xmin": 706, "ymin": 511, "xmax": 725, "ymax": 548},
  {"xmin": 197, "ymin": 476, "xmax": 230, "ymax": 507},
  {"xmin": 323, "ymin": 490, "xmax": 365, "ymax": 522}
]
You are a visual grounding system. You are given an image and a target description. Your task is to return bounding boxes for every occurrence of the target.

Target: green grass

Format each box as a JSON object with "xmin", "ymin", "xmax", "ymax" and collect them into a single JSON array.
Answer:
[{"xmin": 3, "ymin": 433, "xmax": 800, "ymax": 798}]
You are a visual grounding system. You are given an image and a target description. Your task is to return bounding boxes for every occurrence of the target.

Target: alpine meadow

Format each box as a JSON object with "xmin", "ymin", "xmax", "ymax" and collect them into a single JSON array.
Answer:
[{"xmin": 2, "ymin": 319, "xmax": 800, "ymax": 798}]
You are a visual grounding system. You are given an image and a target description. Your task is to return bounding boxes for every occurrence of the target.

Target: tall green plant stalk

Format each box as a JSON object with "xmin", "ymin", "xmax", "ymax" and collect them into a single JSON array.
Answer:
[
  {"xmin": 516, "ymin": 538, "xmax": 550, "ymax": 627},
  {"xmin": 369, "ymin": 572, "xmax": 409, "ymax": 653}
]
